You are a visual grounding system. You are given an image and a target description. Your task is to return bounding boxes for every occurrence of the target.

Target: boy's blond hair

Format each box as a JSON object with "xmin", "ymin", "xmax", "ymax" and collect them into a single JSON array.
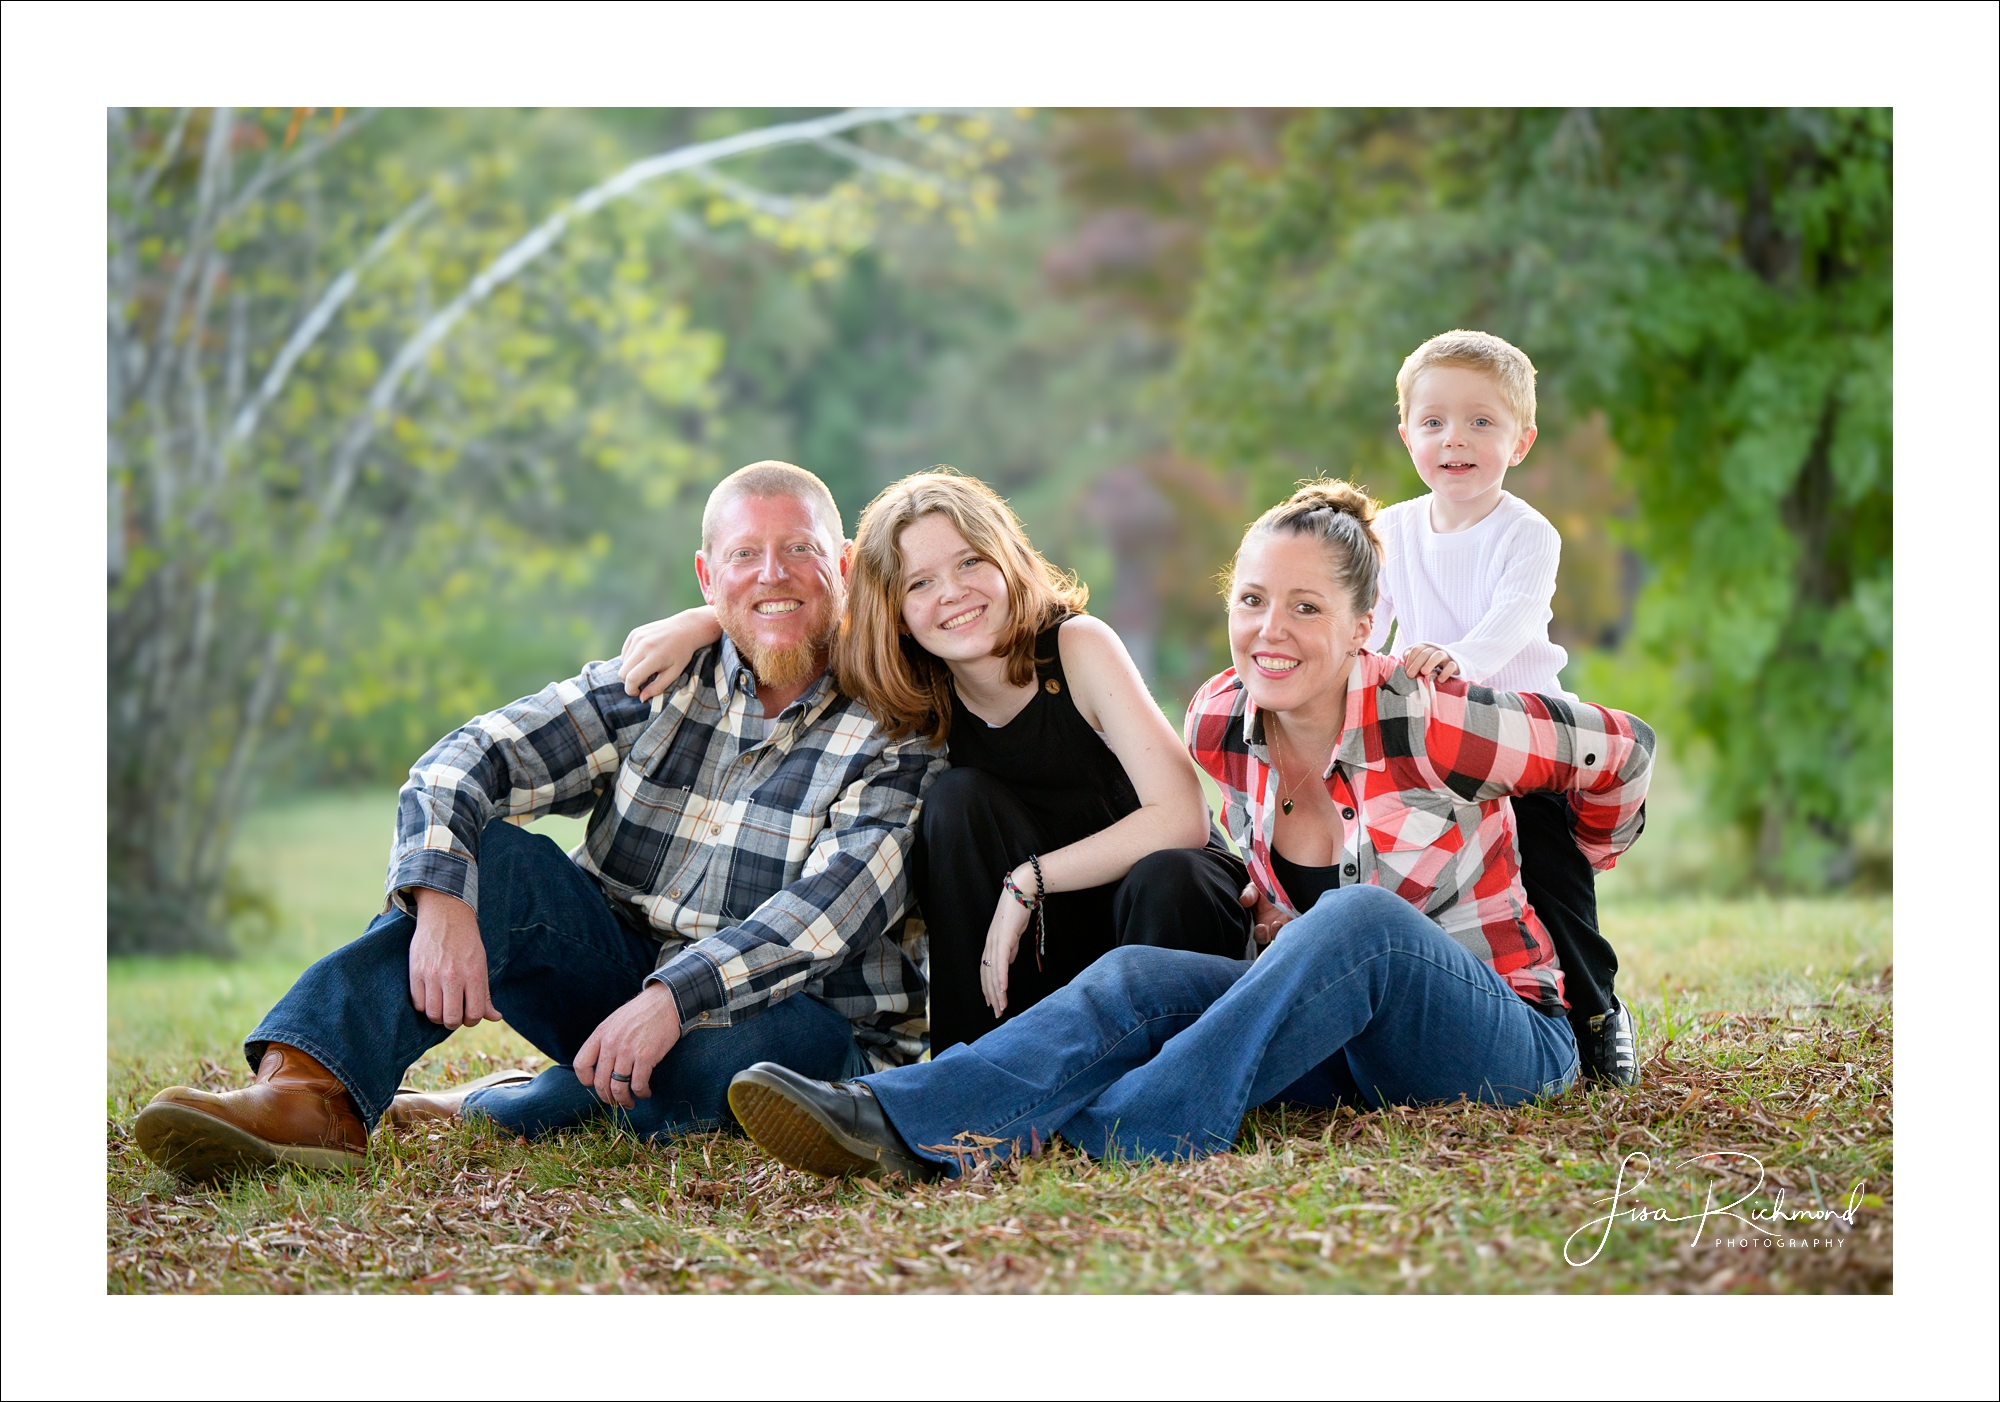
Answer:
[{"xmin": 1395, "ymin": 329, "xmax": 1538, "ymax": 429}]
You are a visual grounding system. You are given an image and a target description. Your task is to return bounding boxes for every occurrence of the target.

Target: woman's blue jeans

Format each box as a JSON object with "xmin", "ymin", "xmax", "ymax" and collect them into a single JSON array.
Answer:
[
  {"xmin": 864, "ymin": 883, "xmax": 1579, "ymax": 1169},
  {"xmin": 245, "ymin": 819, "xmax": 868, "ymax": 1143}
]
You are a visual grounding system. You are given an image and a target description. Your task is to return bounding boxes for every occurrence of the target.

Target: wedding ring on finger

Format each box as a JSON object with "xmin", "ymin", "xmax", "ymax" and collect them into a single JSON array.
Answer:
[{"xmin": 610, "ymin": 1072, "xmax": 632, "ymax": 1083}]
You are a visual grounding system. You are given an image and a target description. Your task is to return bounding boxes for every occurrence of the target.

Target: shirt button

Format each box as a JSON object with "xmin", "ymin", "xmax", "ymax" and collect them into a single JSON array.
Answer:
[
  {"xmin": 669, "ymin": 888, "xmax": 682, "ymax": 900},
  {"xmin": 1584, "ymin": 753, "xmax": 1597, "ymax": 765},
  {"xmin": 1342, "ymin": 807, "xmax": 1355, "ymax": 820},
  {"xmin": 710, "ymin": 823, "xmax": 722, "ymax": 835},
  {"xmin": 1343, "ymin": 863, "xmax": 1357, "ymax": 877}
]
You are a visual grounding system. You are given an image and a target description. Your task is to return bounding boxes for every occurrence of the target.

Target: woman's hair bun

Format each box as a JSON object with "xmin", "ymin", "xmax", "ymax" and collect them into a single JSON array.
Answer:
[
  {"xmin": 1222, "ymin": 475, "xmax": 1384, "ymax": 618},
  {"xmin": 1284, "ymin": 478, "xmax": 1377, "ymax": 525}
]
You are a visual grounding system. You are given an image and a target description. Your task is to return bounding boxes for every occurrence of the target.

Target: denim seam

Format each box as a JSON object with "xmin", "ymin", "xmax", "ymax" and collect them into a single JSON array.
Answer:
[{"xmin": 969, "ymin": 1007, "xmax": 1219, "ymax": 1148}]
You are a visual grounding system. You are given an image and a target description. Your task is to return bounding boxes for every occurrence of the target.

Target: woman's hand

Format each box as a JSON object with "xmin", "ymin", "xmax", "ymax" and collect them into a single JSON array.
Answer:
[
  {"xmin": 980, "ymin": 876, "xmax": 1034, "ymax": 1016},
  {"xmin": 1400, "ymin": 643, "xmax": 1460, "ymax": 684},
  {"xmin": 619, "ymin": 607, "xmax": 722, "ymax": 702},
  {"xmin": 1239, "ymin": 880, "xmax": 1293, "ymax": 947}
]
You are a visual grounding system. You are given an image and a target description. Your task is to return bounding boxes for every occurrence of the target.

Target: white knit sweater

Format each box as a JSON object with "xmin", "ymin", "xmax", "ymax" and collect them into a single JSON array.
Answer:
[{"xmin": 1364, "ymin": 491, "xmax": 1573, "ymax": 698}]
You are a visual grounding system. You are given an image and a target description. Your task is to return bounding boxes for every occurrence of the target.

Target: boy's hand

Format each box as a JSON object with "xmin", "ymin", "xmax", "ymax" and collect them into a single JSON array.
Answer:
[{"xmin": 1401, "ymin": 644, "xmax": 1460, "ymax": 684}]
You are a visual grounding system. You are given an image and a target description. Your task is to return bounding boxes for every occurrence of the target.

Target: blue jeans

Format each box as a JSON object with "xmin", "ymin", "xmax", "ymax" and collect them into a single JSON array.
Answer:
[
  {"xmin": 247, "ymin": 819, "xmax": 868, "ymax": 1143},
  {"xmin": 864, "ymin": 883, "xmax": 1578, "ymax": 1169}
]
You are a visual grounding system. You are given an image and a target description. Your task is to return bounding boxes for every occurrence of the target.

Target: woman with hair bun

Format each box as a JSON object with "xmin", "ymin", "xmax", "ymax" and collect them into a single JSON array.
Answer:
[{"xmin": 727, "ymin": 477, "xmax": 1657, "ymax": 1183}]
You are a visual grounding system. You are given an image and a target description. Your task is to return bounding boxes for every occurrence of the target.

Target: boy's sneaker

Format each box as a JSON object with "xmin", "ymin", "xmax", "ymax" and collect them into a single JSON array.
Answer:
[{"xmin": 1581, "ymin": 999, "xmax": 1638, "ymax": 1085}]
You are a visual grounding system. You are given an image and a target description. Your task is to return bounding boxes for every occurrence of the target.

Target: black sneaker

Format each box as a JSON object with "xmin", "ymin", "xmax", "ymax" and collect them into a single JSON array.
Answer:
[
  {"xmin": 727, "ymin": 1063, "xmax": 941, "ymax": 1182},
  {"xmin": 1581, "ymin": 998, "xmax": 1638, "ymax": 1085}
]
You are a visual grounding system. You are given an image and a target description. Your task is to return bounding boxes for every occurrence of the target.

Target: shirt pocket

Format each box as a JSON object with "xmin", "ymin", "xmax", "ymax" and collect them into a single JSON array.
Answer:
[
  {"xmin": 1364, "ymin": 788, "xmax": 1465, "ymax": 854},
  {"xmin": 1365, "ymin": 787, "xmax": 1483, "ymax": 898}
]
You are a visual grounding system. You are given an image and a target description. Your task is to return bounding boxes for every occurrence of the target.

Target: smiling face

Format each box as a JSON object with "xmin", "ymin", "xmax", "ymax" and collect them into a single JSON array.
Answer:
[
  {"xmin": 1227, "ymin": 530, "xmax": 1373, "ymax": 719},
  {"xmin": 1398, "ymin": 364, "xmax": 1538, "ymax": 518},
  {"xmin": 695, "ymin": 492, "xmax": 846, "ymax": 689},
  {"xmin": 895, "ymin": 512, "xmax": 1014, "ymax": 664}
]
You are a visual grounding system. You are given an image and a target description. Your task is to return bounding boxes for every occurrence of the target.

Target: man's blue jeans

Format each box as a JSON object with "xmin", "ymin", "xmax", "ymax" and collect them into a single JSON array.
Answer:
[
  {"xmin": 246, "ymin": 819, "xmax": 867, "ymax": 1143},
  {"xmin": 864, "ymin": 883, "xmax": 1579, "ymax": 1169}
]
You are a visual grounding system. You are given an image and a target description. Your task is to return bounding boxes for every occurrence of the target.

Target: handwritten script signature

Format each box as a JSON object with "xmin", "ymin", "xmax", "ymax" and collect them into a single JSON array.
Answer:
[{"xmin": 1564, "ymin": 1151, "xmax": 1867, "ymax": 1267}]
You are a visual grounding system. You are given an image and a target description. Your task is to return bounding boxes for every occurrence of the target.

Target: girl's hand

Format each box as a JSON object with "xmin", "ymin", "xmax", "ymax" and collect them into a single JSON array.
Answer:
[
  {"xmin": 1400, "ymin": 643, "xmax": 1460, "ymax": 684},
  {"xmin": 980, "ymin": 880, "xmax": 1033, "ymax": 1016},
  {"xmin": 619, "ymin": 607, "xmax": 722, "ymax": 701},
  {"xmin": 1239, "ymin": 880, "xmax": 1293, "ymax": 947}
]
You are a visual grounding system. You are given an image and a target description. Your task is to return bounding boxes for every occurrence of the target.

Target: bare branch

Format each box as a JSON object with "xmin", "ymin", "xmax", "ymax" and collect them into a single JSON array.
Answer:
[
  {"xmin": 222, "ymin": 192, "xmax": 433, "ymax": 453},
  {"xmin": 696, "ymin": 169, "xmax": 800, "ymax": 219},
  {"xmin": 309, "ymin": 106, "xmax": 959, "ymax": 544},
  {"xmin": 814, "ymin": 133, "xmax": 953, "ymax": 193},
  {"xmin": 129, "ymin": 106, "xmax": 194, "ymax": 206}
]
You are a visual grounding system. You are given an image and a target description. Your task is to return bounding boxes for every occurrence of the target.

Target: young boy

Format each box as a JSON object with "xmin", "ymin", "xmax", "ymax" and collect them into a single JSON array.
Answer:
[{"xmin": 1371, "ymin": 328, "xmax": 1637, "ymax": 1085}]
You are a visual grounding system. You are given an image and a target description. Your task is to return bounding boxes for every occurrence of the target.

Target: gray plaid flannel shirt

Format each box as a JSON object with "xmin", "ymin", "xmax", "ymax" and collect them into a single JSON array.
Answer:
[{"xmin": 386, "ymin": 639, "xmax": 946, "ymax": 1069}]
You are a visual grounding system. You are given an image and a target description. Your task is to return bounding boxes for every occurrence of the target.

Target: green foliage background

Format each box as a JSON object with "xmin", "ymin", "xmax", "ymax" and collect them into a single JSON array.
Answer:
[
  {"xmin": 109, "ymin": 108, "xmax": 1891, "ymax": 954},
  {"xmin": 1176, "ymin": 108, "xmax": 1891, "ymax": 888}
]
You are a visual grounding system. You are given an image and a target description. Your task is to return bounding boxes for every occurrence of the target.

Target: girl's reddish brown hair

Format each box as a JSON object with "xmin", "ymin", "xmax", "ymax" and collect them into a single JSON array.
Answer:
[{"xmin": 834, "ymin": 468, "xmax": 1087, "ymax": 745}]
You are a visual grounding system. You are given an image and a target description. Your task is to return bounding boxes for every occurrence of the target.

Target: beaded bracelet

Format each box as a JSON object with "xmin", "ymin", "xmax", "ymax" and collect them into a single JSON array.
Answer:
[{"xmin": 1028, "ymin": 854, "xmax": 1046, "ymax": 969}]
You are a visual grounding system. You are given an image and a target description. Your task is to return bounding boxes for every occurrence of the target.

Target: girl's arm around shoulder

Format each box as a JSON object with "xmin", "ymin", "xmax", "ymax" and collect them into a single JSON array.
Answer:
[
  {"xmin": 1058, "ymin": 615, "xmax": 1211, "ymax": 849},
  {"xmin": 619, "ymin": 606, "xmax": 723, "ymax": 701}
]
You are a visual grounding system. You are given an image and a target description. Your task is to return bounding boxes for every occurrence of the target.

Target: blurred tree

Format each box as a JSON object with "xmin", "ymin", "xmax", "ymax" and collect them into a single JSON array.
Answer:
[
  {"xmin": 107, "ymin": 106, "xmax": 1006, "ymax": 953},
  {"xmin": 1177, "ymin": 108, "xmax": 1891, "ymax": 887}
]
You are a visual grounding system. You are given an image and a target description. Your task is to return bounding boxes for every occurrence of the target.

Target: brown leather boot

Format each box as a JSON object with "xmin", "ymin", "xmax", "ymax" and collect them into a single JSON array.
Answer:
[
  {"xmin": 385, "ymin": 1066, "xmax": 538, "ymax": 1128},
  {"xmin": 133, "ymin": 1044, "xmax": 369, "ymax": 1182}
]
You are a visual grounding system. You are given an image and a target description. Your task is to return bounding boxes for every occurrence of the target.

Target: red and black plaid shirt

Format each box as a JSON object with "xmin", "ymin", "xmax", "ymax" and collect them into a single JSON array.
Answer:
[{"xmin": 1184, "ymin": 650, "xmax": 1655, "ymax": 1013}]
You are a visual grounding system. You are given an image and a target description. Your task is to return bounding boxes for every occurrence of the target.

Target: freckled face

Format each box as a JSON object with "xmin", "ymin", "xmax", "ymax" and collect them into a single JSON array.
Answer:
[
  {"xmin": 1227, "ymin": 531, "xmax": 1372, "ymax": 714},
  {"xmin": 897, "ymin": 513, "xmax": 1013, "ymax": 662},
  {"xmin": 696, "ymin": 493, "xmax": 845, "ymax": 683},
  {"xmin": 1399, "ymin": 365, "xmax": 1536, "ymax": 509}
]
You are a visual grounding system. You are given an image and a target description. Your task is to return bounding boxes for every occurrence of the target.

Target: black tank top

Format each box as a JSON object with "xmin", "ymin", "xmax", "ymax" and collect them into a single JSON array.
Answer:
[
  {"xmin": 944, "ymin": 616, "xmax": 1141, "ymax": 850},
  {"xmin": 1270, "ymin": 848, "xmax": 1341, "ymax": 912}
]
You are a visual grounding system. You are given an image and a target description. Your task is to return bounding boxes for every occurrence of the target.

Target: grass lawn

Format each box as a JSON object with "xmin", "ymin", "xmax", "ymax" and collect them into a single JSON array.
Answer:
[{"xmin": 108, "ymin": 791, "xmax": 1892, "ymax": 1294}]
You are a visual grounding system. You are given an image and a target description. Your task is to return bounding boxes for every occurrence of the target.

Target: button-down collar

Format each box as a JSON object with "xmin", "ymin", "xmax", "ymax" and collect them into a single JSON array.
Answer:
[{"xmin": 715, "ymin": 633, "xmax": 838, "ymax": 727}]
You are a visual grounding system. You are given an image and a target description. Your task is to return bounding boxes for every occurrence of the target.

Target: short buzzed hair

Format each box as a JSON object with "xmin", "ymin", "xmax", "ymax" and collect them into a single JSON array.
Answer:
[
  {"xmin": 700, "ymin": 460, "xmax": 844, "ymax": 553},
  {"xmin": 1395, "ymin": 329, "xmax": 1538, "ymax": 429}
]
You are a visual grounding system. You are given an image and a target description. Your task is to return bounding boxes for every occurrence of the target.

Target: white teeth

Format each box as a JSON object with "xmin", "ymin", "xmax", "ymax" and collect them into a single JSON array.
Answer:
[
  {"xmin": 940, "ymin": 607, "xmax": 984, "ymax": 631},
  {"xmin": 755, "ymin": 601, "xmax": 801, "ymax": 615},
  {"xmin": 1258, "ymin": 656, "xmax": 1300, "ymax": 672}
]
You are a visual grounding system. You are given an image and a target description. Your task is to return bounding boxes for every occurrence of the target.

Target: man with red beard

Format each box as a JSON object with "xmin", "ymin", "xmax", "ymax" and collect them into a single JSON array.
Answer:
[{"xmin": 134, "ymin": 462, "xmax": 946, "ymax": 1180}]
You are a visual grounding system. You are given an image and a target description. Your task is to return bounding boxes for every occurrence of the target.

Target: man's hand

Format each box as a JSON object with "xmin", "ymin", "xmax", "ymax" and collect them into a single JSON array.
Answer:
[
  {"xmin": 1400, "ymin": 643, "xmax": 1460, "ymax": 684},
  {"xmin": 575, "ymin": 984, "xmax": 683, "ymax": 1109},
  {"xmin": 980, "ymin": 881, "xmax": 1033, "ymax": 1017},
  {"xmin": 1239, "ymin": 880, "xmax": 1293, "ymax": 947},
  {"xmin": 409, "ymin": 888, "xmax": 504, "ymax": 1029}
]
